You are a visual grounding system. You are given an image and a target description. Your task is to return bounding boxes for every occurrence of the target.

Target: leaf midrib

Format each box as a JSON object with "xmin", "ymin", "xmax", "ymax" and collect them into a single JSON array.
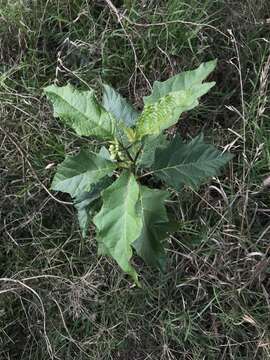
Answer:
[
  {"xmin": 123, "ymin": 175, "xmax": 133, "ymax": 248},
  {"xmin": 153, "ymin": 157, "xmax": 220, "ymax": 174},
  {"xmin": 52, "ymin": 92, "xmax": 114, "ymax": 136}
]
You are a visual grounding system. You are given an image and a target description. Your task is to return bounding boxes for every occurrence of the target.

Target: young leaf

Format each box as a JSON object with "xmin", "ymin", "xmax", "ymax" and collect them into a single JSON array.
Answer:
[
  {"xmin": 151, "ymin": 134, "xmax": 233, "ymax": 190},
  {"xmin": 145, "ymin": 60, "xmax": 217, "ymax": 104},
  {"xmin": 93, "ymin": 171, "xmax": 142, "ymax": 283},
  {"xmin": 133, "ymin": 186, "xmax": 169, "ymax": 271},
  {"xmin": 51, "ymin": 150, "xmax": 117, "ymax": 198},
  {"xmin": 74, "ymin": 177, "xmax": 113, "ymax": 238},
  {"xmin": 135, "ymin": 60, "xmax": 216, "ymax": 139},
  {"xmin": 102, "ymin": 84, "xmax": 139, "ymax": 127},
  {"xmin": 44, "ymin": 84, "xmax": 116, "ymax": 139},
  {"xmin": 98, "ymin": 146, "xmax": 112, "ymax": 161}
]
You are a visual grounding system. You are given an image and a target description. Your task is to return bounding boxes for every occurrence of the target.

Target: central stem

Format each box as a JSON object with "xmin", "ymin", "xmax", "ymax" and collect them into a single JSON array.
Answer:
[
  {"xmin": 117, "ymin": 139, "xmax": 145, "ymax": 175},
  {"xmin": 119, "ymin": 142, "xmax": 134, "ymax": 163}
]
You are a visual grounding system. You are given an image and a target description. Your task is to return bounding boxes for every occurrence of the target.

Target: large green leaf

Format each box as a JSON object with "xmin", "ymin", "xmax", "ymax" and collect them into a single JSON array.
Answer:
[
  {"xmin": 74, "ymin": 177, "xmax": 113, "ymax": 238},
  {"xmin": 44, "ymin": 84, "xmax": 116, "ymax": 139},
  {"xmin": 135, "ymin": 60, "xmax": 216, "ymax": 139},
  {"xmin": 102, "ymin": 84, "xmax": 139, "ymax": 127},
  {"xmin": 151, "ymin": 134, "xmax": 233, "ymax": 190},
  {"xmin": 93, "ymin": 171, "xmax": 142, "ymax": 283},
  {"xmin": 133, "ymin": 186, "xmax": 169, "ymax": 271},
  {"xmin": 51, "ymin": 150, "xmax": 117, "ymax": 198},
  {"xmin": 138, "ymin": 133, "xmax": 169, "ymax": 168}
]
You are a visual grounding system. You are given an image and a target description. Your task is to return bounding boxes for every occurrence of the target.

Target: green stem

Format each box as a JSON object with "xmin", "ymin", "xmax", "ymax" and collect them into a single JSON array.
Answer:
[
  {"xmin": 133, "ymin": 143, "xmax": 145, "ymax": 176},
  {"xmin": 134, "ymin": 143, "xmax": 144, "ymax": 164},
  {"xmin": 118, "ymin": 141, "xmax": 134, "ymax": 163}
]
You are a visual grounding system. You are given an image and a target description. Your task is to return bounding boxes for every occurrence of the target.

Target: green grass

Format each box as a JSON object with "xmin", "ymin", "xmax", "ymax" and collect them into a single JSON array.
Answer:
[{"xmin": 1, "ymin": 0, "xmax": 270, "ymax": 359}]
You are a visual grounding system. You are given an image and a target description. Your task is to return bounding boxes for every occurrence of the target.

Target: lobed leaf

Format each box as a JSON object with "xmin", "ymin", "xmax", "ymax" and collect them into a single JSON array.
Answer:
[
  {"xmin": 135, "ymin": 60, "xmax": 217, "ymax": 139},
  {"xmin": 51, "ymin": 150, "xmax": 117, "ymax": 198},
  {"xmin": 93, "ymin": 171, "xmax": 142, "ymax": 284},
  {"xmin": 151, "ymin": 134, "xmax": 233, "ymax": 191},
  {"xmin": 44, "ymin": 84, "xmax": 117, "ymax": 139},
  {"xmin": 144, "ymin": 60, "xmax": 217, "ymax": 104}
]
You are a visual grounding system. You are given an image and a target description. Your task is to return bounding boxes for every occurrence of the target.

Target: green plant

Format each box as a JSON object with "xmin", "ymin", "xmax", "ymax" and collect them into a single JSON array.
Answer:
[{"xmin": 44, "ymin": 60, "xmax": 232, "ymax": 285}]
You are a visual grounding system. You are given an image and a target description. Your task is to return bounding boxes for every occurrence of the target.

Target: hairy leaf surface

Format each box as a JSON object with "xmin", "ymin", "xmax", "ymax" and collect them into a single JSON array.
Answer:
[
  {"xmin": 102, "ymin": 84, "xmax": 139, "ymax": 127},
  {"xmin": 51, "ymin": 150, "xmax": 117, "ymax": 198},
  {"xmin": 93, "ymin": 171, "xmax": 142, "ymax": 283},
  {"xmin": 135, "ymin": 60, "xmax": 216, "ymax": 139},
  {"xmin": 145, "ymin": 60, "xmax": 217, "ymax": 104},
  {"xmin": 44, "ymin": 84, "xmax": 116, "ymax": 139},
  {"xmin": 152, "ymin": 134, "xmax": 233, "ymax": 190},
  {"xmin": 133, "ymin": 186, "xmax": 169, "ymax": 271}
]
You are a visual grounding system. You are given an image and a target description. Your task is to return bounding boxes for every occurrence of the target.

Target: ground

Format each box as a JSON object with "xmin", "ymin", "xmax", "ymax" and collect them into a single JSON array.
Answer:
[{"xmin": 1, "ymin": 0, "xmax": 270, "ymax": 359}]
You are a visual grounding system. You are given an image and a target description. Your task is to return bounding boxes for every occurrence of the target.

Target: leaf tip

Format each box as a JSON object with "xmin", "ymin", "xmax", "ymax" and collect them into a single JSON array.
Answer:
[{"xmin": 206, "ymin": 58, "xmax": 218, "ymax": 69}]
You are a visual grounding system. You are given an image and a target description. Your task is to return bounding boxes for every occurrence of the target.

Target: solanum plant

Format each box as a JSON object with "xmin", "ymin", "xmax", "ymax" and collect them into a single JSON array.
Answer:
[{"xmin": 44, "ymin": 60, "xmax": 232, "ymax": 285}]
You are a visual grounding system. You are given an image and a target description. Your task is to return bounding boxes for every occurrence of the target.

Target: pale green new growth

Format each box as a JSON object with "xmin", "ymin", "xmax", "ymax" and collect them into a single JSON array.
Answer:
[
  {"xmin": 136, "ymin": 60, "xmax": 216, "ymax": 139},
  {"xmin": 45, "ymin": 60, "xmax": 233, "ymax": 284}
]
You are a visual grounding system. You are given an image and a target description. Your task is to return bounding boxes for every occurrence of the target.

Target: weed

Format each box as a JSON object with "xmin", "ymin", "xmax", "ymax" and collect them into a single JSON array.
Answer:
[{"xmin": 1, "ymin": 0, "xmax": 270, "ymax": 359}]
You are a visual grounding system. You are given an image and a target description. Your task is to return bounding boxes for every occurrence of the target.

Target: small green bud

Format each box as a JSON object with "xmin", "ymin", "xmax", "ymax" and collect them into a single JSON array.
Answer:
[{"xmin": 118, "ymin": 151, "xmax": 125, "ymax": 161}]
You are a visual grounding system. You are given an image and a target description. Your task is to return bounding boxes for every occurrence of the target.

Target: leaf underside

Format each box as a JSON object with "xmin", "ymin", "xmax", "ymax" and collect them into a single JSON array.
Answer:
[
  {"xmin": 93, "ymin": 171, "xmax": 142, "ymax": 284},
  {"xmin": 152, "ymin": 134, "xmax": 233, "ymax": 191},
  {"xmin": 135, "ymin": 60, "xmax": 217, "ymax": 139},
  {"xmin": 51, "ymin": 150, "xmax": 117, "ymax": 198},
  {"xmin": 145, "ymin": 60, "xmax": 217, "ymax": 104}
]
